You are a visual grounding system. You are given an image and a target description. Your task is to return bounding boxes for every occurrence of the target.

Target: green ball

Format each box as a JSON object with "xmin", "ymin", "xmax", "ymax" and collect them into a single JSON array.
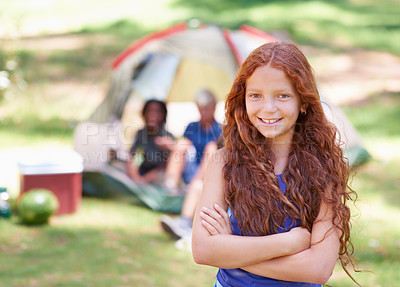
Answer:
[{"xmin": 19, "ymin": 189, "xmax": 59, "ymax": 225}]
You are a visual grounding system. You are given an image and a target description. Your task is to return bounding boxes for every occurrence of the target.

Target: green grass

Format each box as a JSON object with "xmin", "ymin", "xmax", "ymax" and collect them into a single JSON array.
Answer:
[
  {"xmin": 342, "ymin": 92, "xmax": 400, "ymax": 139},
  {"xmin": 0, "ymin": 199, "xmax": 217, "ymax": 287},
  {"xmin": 341, "ymin": 92, "xmax": 400, "ymax": 172},
  {"xmin": 328, "ymin": 93, "xmax": 400, "ymax": 286},
  {"xmin": 1, "ymin": 153, "xmax": 400, "ymax": 286}
]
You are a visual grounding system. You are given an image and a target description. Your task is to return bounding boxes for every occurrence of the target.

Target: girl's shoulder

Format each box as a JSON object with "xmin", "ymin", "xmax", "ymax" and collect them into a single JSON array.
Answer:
[{"xmin": 211, "ymin": 148, "xmax": 228, "ymax": 167}]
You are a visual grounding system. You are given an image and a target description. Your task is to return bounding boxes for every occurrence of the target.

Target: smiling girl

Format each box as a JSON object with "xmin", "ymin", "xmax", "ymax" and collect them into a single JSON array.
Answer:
[{"xmin": 191, "ymin": 42, "xmax": 359, "ymax": 286}]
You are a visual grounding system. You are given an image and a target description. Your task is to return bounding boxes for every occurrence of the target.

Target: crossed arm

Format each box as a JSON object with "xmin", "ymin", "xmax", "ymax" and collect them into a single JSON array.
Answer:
[{"xmin": 191, "ymin": 149, "xmax": 340, "ymax": 284}]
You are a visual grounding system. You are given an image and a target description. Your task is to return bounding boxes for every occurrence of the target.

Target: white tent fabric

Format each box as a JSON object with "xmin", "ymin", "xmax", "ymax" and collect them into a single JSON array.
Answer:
[{"xmin": 133, "ymin": 53, "xmax": 181, "ymax": 101}]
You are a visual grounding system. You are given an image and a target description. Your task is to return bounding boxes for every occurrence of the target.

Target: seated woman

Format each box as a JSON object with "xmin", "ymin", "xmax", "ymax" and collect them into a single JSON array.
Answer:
[{"xmin": 126, "ymin": 99, "xmax": 175, "ymax": 184}]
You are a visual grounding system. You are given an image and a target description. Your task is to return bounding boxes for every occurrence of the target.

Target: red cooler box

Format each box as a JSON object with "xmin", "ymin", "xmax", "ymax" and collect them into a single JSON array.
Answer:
[{"xmin": 18, "ymin": 149, "xmax": 83, "ymax": 215}]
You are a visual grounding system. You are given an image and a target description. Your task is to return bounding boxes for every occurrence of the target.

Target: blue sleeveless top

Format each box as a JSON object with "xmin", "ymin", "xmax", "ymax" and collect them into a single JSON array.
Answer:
[{"xmin": 216, "ymin": 174, "xmax": 321, "ymax": 287}]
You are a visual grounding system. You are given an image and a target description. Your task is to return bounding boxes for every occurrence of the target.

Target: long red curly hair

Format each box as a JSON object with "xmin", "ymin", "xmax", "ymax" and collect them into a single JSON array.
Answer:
[{"xmin": 223, "ymin": 42, "xmax": 358, "ymax": 278}]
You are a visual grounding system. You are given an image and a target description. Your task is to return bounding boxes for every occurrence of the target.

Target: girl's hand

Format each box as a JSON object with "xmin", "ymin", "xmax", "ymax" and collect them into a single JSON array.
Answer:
[{"xmin": 200, "ymin": 203, "xmax": 232, "ymax": 236}]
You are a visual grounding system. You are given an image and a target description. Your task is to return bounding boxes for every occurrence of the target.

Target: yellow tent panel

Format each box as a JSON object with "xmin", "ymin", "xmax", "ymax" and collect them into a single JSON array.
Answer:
[{"xmin": 167, "ymin": 59, "xmax": 233, "ymax": 102}]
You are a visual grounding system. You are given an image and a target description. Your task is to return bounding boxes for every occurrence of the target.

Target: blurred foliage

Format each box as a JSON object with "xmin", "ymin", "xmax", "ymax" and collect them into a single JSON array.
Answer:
[
  {"xmin": 0, "ymin": 47, "xmax": 24, "ymax": 102},
  {"xmin": 0, "ymin": 12, "xmax": 26, "ymax": 102}
]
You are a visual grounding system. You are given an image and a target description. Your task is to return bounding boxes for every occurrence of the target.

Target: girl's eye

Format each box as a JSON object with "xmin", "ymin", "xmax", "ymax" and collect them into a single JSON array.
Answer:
[
  {"xmin": 278, "ymin": 94, "xmax": 290, "ymax": 99},
  {"xmin": 249, "ymin": 93, "xmax": 261, "ymax": 99}
]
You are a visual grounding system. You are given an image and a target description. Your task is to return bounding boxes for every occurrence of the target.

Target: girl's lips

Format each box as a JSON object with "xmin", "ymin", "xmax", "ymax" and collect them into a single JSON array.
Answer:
[{"xmin": 258, "ymin": 117, "xmax": 282, "ymax": 125}]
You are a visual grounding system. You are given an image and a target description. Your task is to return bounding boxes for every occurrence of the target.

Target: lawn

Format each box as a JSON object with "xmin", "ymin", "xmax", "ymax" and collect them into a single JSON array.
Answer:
[
  {"xmin": 1, "ymin": 0, "xmax": 400, "ymax": 286},
  {"xmin": 0, "ymin": 199, "xmax": 217, "ymax": 287}
]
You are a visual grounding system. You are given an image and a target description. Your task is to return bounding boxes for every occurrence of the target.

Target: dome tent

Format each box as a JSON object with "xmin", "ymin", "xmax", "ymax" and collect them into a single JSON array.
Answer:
[
  {"xmin": 73, "ymin": 21, "xmax": 370, "ymax": 213},
  {"xmin": 89, "ymin": 21, "xmax": 278, "ymax": 122}
]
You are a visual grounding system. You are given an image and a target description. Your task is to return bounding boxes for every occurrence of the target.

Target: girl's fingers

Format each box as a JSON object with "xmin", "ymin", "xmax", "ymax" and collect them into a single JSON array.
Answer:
[
  {"xmin": 200, "ymin": 211, "xmax": 221, "ymax": 232},
  {"xmin": 200, "ymin": 204, "xmax": 232, "ymax": 235},
  {"xmin": 202, "ymin": 206, "xmax": 224, "ymax": 226},
  {"xmin": 201, "ymin": 219, "xmax": 218, "ymax": 235},
  {"xmin": 213, "ymin": 203, "xmax": 230, "ymax": 227}
]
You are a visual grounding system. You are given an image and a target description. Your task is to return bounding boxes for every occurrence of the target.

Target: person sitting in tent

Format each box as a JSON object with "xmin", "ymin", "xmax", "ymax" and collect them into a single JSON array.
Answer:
[
  {"xmin": 160, "ymin": 89, "xmax": 223, "ymax": 239},
  {"xmin": 126, "ymin": 99, "xmax": 175, "ymax": 184}
]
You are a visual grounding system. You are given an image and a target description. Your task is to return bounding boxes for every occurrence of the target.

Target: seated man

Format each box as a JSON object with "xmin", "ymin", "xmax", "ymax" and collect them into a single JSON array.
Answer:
[{"xmin": 161, "ymin": 89, "xmax": 223, "ymax": 239}]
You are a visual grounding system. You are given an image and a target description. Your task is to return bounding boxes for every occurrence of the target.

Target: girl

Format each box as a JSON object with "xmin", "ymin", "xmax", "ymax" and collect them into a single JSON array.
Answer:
[{"xmin": 192, "ymin": 42, "xmax": 358, "ymax": 286}]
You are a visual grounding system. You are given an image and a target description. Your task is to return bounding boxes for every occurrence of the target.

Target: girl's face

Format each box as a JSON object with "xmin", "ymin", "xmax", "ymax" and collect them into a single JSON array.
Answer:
[
  {"xmin": 245, "ymin": 65, "xmax": 302, "ymax": 144},
  {"xmin": 144, "ymin": 102, "xmax": 165, "ymax": 128}
]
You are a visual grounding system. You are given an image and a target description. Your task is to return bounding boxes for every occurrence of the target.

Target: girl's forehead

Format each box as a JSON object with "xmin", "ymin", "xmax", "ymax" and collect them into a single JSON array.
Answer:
[{"xmin": 246, "ymin": 66, "xmax": 294, "ymax": 90}]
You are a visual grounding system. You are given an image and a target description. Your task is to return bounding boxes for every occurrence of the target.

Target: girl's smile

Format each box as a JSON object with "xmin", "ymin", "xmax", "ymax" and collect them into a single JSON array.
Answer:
[{"xmin": 258, "ymin": 117, "xmax": 282, "ymax": 125}]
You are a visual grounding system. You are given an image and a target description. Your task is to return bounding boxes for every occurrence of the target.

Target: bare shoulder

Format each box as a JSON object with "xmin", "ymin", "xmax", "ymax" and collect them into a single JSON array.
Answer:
[
  {"xmin": 202, "ymin": 148, "xmax": 227, "ymax": 206},
  {"xmin": 210, "ymin": 148, "xmax": 228, "ymax": 168},
  {"xmin": 204, "ymin": 148, "xmax": 227, "ymax": 182}
]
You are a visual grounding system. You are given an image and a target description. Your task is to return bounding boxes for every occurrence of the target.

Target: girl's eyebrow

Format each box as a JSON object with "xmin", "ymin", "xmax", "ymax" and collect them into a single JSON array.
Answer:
[
  {"xmin": 276, "ymin": 90, "xmax": 293, "ymax": 94},
  {"xmin": 245, "ymin": 87, "xmax": 262, "ymax": 93},
  {"xmin": 246, "ymin": 87, "xmax": 294, "ymax": 93}
]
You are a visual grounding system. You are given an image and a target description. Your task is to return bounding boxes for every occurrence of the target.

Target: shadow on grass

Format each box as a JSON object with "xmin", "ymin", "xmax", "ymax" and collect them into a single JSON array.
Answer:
[
  {"xmin": 16, "ymin": 39, "xmax": 129, "ymax": 84},
  {"xmin": 13, "ymin": 20, "xmax": 149, "ymax": 86}
]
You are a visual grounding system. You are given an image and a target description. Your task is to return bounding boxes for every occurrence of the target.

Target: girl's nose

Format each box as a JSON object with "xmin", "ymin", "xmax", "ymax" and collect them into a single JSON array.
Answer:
[{"xmin": 262, "ymin": 97, "xmax": 277, "ymax": 113}]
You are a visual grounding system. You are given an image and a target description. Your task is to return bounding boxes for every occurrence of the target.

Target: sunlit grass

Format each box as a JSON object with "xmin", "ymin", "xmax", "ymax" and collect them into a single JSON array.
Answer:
[
  {"xmin": 0, "ymin": 198, "xmax": 217, "ymax": 287},
  {"xmin": 327, "ymin": 158, "xmax": 400, "ymax": 286},
  {"xmin": 324, "ymin": 93, "xmax": 400, "ymax": 286}
]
